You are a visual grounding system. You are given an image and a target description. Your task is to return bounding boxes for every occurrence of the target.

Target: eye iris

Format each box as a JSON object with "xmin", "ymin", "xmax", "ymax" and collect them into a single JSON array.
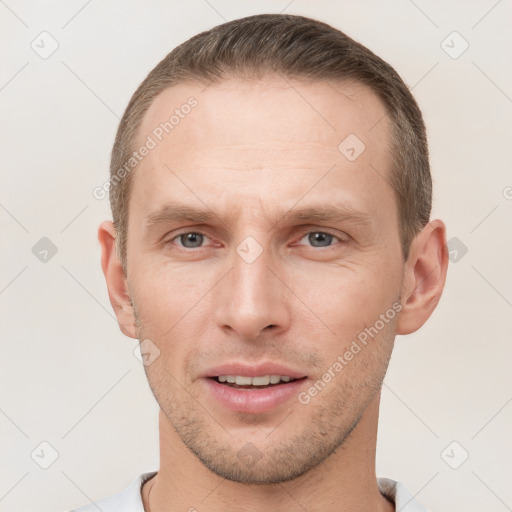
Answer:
[
  {"xmin": 309, "ymin": 232, "xmax": 333, "ymax": 247},
  {"xmin": 180, "ymin": 233, "xmax": 203, "ymax": 248}
]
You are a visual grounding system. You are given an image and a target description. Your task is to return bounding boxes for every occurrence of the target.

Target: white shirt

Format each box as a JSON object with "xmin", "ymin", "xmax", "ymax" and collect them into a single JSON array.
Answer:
[{"xmin": 68, "ymin": 471, "xmax": 433, "ymax": 512}]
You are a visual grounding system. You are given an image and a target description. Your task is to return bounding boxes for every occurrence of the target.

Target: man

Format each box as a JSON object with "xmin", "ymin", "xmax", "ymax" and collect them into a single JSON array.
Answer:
[{"xmin": 72, "ymin": 13, "xmax": 448, "ymax": 512}]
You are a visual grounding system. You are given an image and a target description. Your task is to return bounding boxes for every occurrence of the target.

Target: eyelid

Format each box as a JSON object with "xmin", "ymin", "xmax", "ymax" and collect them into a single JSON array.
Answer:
[{"xmin": 165, "ymin": 227, "xmax": 349, "ymax": 248}]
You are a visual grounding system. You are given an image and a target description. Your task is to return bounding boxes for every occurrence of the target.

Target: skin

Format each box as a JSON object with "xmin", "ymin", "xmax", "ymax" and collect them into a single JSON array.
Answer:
[{"xmin": 98, "ymin": 76, "xmax": 448, "ymax": 512}]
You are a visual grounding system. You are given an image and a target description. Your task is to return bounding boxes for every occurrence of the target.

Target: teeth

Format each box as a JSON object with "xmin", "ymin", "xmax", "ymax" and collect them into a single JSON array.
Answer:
[
  {"xmin": 251, "ymin": 375, "xmax": 270, "ymax": 386},
  {"xmin": 216, "ymin": 375, "xmax": 296, "ymax": 386}
]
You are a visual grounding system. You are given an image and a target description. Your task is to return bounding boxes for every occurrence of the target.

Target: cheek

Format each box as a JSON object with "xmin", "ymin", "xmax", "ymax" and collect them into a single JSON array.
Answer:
[
  {"xmin": 130, "ymin": 264, "xmax": 214, "ymax": 363},
  {"xmin": 296, "ymin": 264, "xmax": 396, "ymax": 333},
  {"xmin": 133, "ymin": 259, "xmax": 214, "ymax": 315}
]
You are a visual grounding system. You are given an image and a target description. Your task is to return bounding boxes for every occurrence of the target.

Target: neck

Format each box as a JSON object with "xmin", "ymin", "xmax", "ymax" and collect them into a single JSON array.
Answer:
[{"xmin": 143, "ymin": 392, "xmax": 394, "ymax": 512}]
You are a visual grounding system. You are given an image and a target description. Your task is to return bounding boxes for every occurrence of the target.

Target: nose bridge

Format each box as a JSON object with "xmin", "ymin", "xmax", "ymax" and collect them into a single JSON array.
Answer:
[{"xmin": 215, "ymin": 235, "xmax": 289, "ymax": 339}]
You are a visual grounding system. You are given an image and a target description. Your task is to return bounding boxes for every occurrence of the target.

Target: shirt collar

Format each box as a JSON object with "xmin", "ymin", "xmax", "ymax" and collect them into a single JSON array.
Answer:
[{"xmin": 96, "ymin": 471, "xmax": 431, "ymax": 512}]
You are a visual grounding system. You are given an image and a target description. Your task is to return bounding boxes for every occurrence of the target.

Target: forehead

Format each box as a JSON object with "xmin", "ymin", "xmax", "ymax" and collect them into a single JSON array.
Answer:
[
  {"xmin": 131, "ymin": 76, "xmax": 395, "ymax": 222},
  {"xmin": 138, "ymin": 76, "xmax": 390, "ymax": 161}
]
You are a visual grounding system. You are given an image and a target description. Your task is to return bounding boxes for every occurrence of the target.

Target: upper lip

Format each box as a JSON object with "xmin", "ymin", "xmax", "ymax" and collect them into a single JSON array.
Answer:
[{"xmin": 202, "ymin": 362, "xmax": 307, "ymax": 379}]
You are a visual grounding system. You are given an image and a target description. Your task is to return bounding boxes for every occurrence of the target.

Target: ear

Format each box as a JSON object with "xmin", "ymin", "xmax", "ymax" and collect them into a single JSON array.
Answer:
[
  {"xmin": 396, "ymin": 219, "xmax": 449, "ymax": 335},
  {"xmin": 98, "ymin": 220, "xmax": 138, "ymax": 339}
]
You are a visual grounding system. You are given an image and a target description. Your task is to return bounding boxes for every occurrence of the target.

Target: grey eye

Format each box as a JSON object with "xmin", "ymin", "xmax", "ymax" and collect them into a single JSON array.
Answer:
[
  {"xmin": 176, "ymin": 232, "xmax": 205, "ymax": 248},
  {"xmin": 302, "ymin": 232, "xmax": 338, "ymax": 248}
]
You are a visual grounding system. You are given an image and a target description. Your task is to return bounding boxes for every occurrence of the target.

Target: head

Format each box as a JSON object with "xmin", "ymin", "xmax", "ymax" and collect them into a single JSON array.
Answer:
[{"xmin": 99, "ymin": 14, "xmax": 448, "ymax": 484}]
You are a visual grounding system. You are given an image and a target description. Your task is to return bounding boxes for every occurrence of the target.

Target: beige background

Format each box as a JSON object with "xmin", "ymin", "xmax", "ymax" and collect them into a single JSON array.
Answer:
[{"xmin": 1, "ymin": 1, "xmax": 511, "ymax": 511}]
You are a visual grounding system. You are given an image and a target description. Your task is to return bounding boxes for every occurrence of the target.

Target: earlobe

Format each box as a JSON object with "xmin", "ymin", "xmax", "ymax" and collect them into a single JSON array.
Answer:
[
  {"xmin": 396, "ymin": 219, "xmax": 449, "ymax": 335},
  {"xmin": 98, "ymin": 220, "xmax": 138, "ymax": 339}
]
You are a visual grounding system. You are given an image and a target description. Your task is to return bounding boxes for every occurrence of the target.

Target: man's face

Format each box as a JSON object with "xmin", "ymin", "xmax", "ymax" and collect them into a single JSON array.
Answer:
[{"xmin": 126, "ymin": 77, "xmax": 405, "ymax": 483}]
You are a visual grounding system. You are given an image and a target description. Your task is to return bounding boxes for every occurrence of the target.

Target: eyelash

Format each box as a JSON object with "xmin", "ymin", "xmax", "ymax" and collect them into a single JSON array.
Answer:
[{"xmin": 164, "ymin": 229, "xmax": 348, "ymax": 250}]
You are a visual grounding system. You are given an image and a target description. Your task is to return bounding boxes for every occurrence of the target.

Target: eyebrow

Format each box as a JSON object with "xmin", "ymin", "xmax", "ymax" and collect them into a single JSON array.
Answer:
[{"xmin": 143, "ymin": 200, "xmax": 374, "ymax": 233}]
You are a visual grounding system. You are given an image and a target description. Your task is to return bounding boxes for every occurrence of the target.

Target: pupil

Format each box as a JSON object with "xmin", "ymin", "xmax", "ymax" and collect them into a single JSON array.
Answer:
[
  {"xmin": 309, "ymin": 232, "xmax": 332, "ymax": 247},
  {"xmin": 182, "ymin": 233, "xmax": 203, "ymax": 248}
]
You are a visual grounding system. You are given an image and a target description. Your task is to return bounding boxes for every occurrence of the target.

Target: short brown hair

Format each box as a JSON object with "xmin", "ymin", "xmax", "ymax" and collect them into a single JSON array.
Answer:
[{"xmin": 109, "ymin": 13, "xmax": 431, "ymax": 273}]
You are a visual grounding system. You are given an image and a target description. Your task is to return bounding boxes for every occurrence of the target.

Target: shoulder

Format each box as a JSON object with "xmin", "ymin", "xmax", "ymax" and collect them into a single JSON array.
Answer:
[
  {"xmin": 64, "ymin": 471, "xmax": 157, "ymax": 512},
  {"xmin": 378, "ymin": 477, "xmax": 435, "ymax": 512}
]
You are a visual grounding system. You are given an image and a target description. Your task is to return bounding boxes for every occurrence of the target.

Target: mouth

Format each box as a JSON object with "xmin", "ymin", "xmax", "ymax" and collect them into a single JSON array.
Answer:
[
  {"xmin": 202, "ymin": 364, "xmax": 308, "ymax": 414},
  {"xmin": 211, "ymin": 374, "xmax": 305, "ymax": 389}
]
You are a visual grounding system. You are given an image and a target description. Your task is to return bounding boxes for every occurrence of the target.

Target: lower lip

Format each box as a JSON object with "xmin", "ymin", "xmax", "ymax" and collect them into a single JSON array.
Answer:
[{"xmin": 204, "ymin": 378, "xmax": 307, "ymax": 414}]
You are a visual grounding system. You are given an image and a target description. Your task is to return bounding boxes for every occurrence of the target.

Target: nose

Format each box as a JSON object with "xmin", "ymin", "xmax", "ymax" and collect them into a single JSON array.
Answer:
[{"xmin": 213, "ymin": 243, "xmax": 291, "ymax": 341}]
